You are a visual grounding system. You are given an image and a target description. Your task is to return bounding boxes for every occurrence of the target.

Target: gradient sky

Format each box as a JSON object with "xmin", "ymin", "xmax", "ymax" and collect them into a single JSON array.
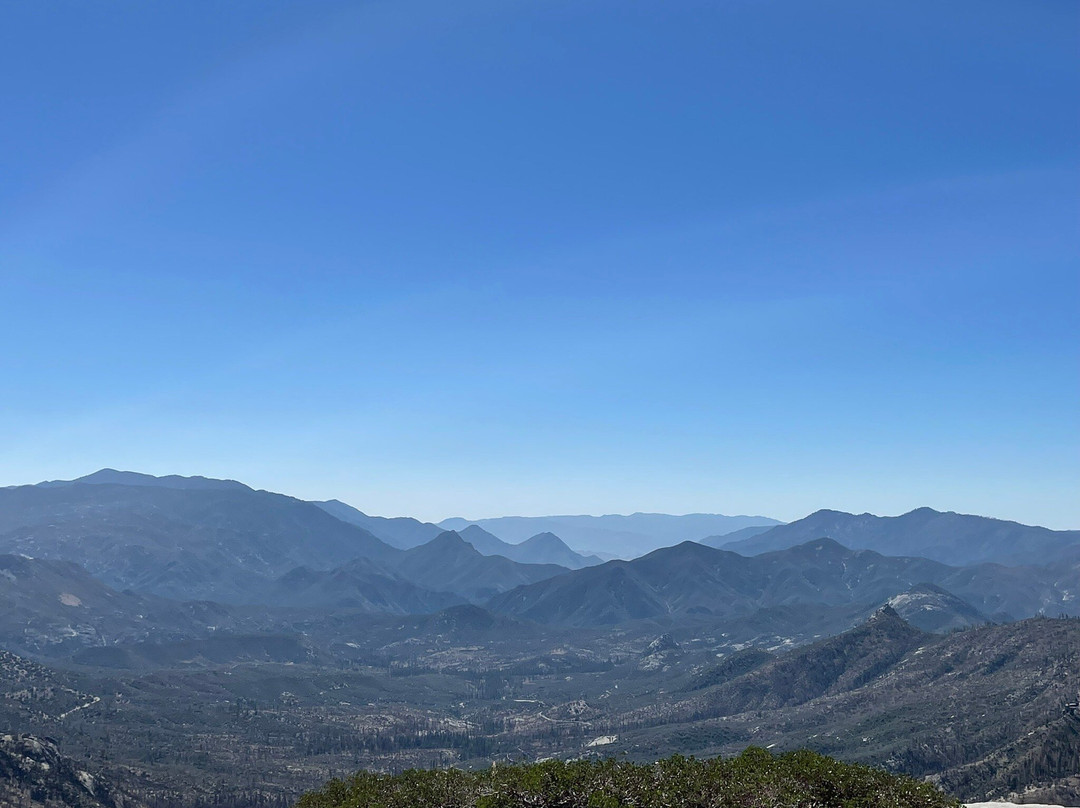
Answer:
[{"xmin": 1, "ymin": 0, "xmax": 1077, "ymax": 527}]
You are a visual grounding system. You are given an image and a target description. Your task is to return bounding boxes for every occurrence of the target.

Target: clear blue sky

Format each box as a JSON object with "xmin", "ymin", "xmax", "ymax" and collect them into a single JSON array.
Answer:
[{"xmin": 1, "ymin": 0, "xmax": 1077, "ymax": 527}]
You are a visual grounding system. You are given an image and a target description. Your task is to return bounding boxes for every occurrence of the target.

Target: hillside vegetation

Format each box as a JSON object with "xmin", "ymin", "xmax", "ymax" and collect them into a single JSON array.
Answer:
[{"xmin": 296, "ymin": 748, "xmax": 960, "ymax": 808}]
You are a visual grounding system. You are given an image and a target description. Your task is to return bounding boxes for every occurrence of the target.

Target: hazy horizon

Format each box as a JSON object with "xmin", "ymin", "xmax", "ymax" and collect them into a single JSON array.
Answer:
[{"xmin": 6, "ymin": 466, "xmax": 1079, "ymax": 532}]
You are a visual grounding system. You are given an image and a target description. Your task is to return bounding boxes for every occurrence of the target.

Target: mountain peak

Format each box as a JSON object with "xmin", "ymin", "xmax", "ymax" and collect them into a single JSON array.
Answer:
[
  {"xmin": 885, "ymin": 583, "xmax": 990, "ymax": 632},
  {"xmin": 898, "ymin": 506, "xmax": 949, "ymax": 521},
  {"xmin": 460, "ymin": 524, "xmax": 501, "ymax": 540},
  {"xmin": 419, "ymin": 530, "xmax": 482, "ymax": 557},
  {"xmin": 520, "ymin": 532, "xmax": 566, "ymax": 548},
  {"xmin": 718, "ymin": 507, "xmax": 1080, "ymax": 566},
  {"xmin": 457, "ymin": 525, "xmax": 510, "ymax": 555},
  {"xmin": 438, "ymin": 513, "xmax": 783, "ymax": 558},
  {"xmin": 321, "ymin": 498, "xmax": 366, "ymax": 515},
  {"xmin": 867, "ymin": 604, "xmax": 907, "ymax": 626},
  {"xmin": 757, "ymin": 537, "xmax": 852, "ymax": 560},
  {"xmin": 797, "ymin": 536, "xmax": 849, "ymax": 553},
  {"xmin": 638, "ymin": 540, "xmax": 721, "ymax": 564},
  {"xmin": 71, "ymin": 469, "xmax": 251, "ymax": 492}
]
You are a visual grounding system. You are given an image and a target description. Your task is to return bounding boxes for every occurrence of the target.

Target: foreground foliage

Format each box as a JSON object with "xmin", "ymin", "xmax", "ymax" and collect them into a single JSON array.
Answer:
[{"xmin": 295, "ymin": 747, "xmax": 961, "ymax": 808}]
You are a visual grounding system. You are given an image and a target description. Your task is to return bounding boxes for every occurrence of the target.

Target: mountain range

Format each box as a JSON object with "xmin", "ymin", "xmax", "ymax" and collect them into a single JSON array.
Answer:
[
  {"xmin": 2, "ymin": 469, "xmax": 1079, "ymax": 806},
  {"xmin": 456, "ymin": 525, "xmax": 602, "ymax": 569},
  {"xmin": 438, "ymin": 512, "xmax": 783, "ymax": 557},
  {"xmin": 620, "ymin": 610, "xmax": 1080, "ymax": 802},
  {"xmin": 314, "ymin": 498, "xmax": 444, "ymax": 549},
  {"xmin": 0, "ymin": 473, "xmax": 577, "ymax": 607},
  {"xmin": 717, "ymin": 506, "xmax": 1080, "ymax": 566},
  {"xmin": 390, "ymin": 531, "xmax": 572, "ymax": 601},
  {"xmin": 3, "ymin": 471, "xmax": 1079, "ymax": 638},
  {"xmin": 0, "ymin": 474, "xmax": 394, "ymax": 602},
  {"xmin": 316, "ymin": 499, "xmax": 601, "ymax": 568},
  {"xmin": 487, "ymin": 537, "xmax": 1079, "ymax": 628}
]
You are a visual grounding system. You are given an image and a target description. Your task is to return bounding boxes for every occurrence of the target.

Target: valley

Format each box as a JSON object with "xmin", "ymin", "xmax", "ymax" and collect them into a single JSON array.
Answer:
[{"xmin": 1, "ymin": 472, "xmax": 1079, "ymax": 807}]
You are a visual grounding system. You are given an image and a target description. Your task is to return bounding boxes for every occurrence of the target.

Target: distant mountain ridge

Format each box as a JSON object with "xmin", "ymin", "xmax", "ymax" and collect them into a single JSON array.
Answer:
[
  {"xmin": 512, "ymin": 532, "xmax": 604, "ymax": 569},
  {"xmin": 0, "ymin": 477, "xmax": 396, "ymax": 602},
  {"xmin": 457, "ymin": 524, "xmax": 512, "ymax": 556},
  {"xmin": 720, "ymin": 507, "xmax": 1080, "ymax": 566},
  {"xmin": 36, "ymin": 468, "xmax": 253, "ymax": 492},
  {"xmin": 439, "ymin": 512, "xmax": 783, "ymax": 557},
  {"xmin": 6, "ymin": 470, "xmax": 1078, "ymax": 637},
  {"xmin": 4, "ymin": 470, "xmax": 1080, "ymax": 807},
  {"xmin": 391, "ymin": 531, "xmax": 571, "ymax": 602},
  {"xmin": 456, "ymin": 525, "xmax": 601, "ymax": 569},
  {"xmin": 315, "ymin": 500, "xmax": 602, "ymax": 568},
  {"xmin": 268, "ymin": 556, "xmax": 465, "ymax": 613},
  {"xmin": 315, "ymin": 499, "xmax": 444, "ymax": 549},
  {"xmin": 699, "ymin": 524, "xmax": 775, "ymax": 548},
  {"xmin": 0, "ymin": 471, "xmax": 573, "ymax": 608},
  {"xmin": 487, "ymin": 537, "xmax": 1080, "ymax": 627}
]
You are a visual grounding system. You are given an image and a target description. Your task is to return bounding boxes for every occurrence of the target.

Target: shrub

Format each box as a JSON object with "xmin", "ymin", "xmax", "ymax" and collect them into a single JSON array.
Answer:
[{"xmin": 295, "ymin": 747, "xmax": 962, "ymax": 808}]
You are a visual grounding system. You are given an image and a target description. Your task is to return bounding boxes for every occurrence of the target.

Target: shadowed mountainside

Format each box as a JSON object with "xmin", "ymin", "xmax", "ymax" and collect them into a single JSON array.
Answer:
[
  {"xmin": 267, "ymin": 556, "xmax": 466, "ymax": 613},
  {"xmin": 314, "ymin": 499, "xmax": 444, "ymax": 550},
  {"xmin": 699, "ymin": 524, "xmax": 777, "ymax": 548},
  {"xmin": 392, "ymin": 531, "xmax": 572, "ymax": 602},
  {"xmin": 0, "ymin": 477, "xmax": 396, "ymax": 602},
  {"xmin": 0, "ymin": 474, "xmax": 574, "ymax": 608},
  {"xmin": 487, "ymin": 538, "xmax": 1079, "ymax": 627},
  {"xmin": 0, "ymin": 554, "xmax": 246, "ymax": 656}
]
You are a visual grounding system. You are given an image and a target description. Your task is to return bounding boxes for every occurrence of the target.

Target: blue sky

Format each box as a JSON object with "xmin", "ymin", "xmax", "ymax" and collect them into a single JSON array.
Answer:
[{"xmin": 1, "ymin": 0, "xmax": 1077, "ymax": 527}]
